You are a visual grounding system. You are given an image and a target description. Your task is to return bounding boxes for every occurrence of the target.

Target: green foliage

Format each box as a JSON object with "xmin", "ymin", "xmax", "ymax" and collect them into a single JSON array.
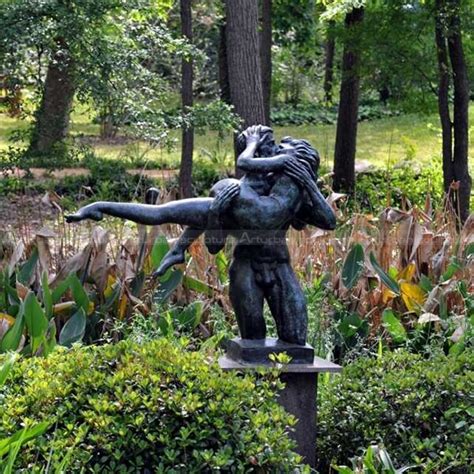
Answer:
[
  {"xmin": 317, "ymin": 349, "xmax": 474, "ymax": 473},
  {"xmin": 190, "ymin": 160, "xmax": 230, "ymax": 196},
  {"xmin": 354, "ymin": 159, "xmax": 445, "ymax": 212},
  {"xmin": 271, "ymin": 103, "xmax": 400, "ymax": 126},
  {"xmin": 334, "ymin": 444, "xmax": 414, "ymax": 474},
  {"xmin": 0, "ymin": 339, "xmax": 303, "ymax": 472},
  {"xmin": 342, "ymin": 243, "xmax": 364, "ymax": 289}
]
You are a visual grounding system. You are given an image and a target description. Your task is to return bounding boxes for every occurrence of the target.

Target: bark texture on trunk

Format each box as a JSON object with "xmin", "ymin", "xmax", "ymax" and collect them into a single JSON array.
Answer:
[
  {"xmin": 29, "ymin": 44, "xmax": 75, "ymax": 155},
  {"xmin": 333, "ymin": 8, "xmax": 364, "ymax": 194},
  {"xmin": 225, "ymin": 0, "xmax": 265, "ymax": 130},
  {"xmin": 446, "ymin": 0, "xmax": 471, "ymax": 222},
  {"xmin": 179, "ymin": 0, "xmax": 194, "ymax": 198},
  {"xmin": 323, "ymin": 22, "xmax": 335, "ymax": 104},
  {"xmin": 434, "ymin": 0, "xmax": 453, "ymax": 191},
  {"xmin": 260, "ymin": 0, "xmax": 272, "ymax": 125},
  {"xmin": 218, "ymin": 23, "xmax": 231, "ymax": 104}
]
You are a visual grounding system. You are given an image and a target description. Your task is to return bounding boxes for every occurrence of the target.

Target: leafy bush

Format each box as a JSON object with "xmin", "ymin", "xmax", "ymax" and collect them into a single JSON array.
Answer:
[
  {"xmin": 317, "ymin": 350, "xmax": 474, "ymax": 473},
  {"xmin": 271, "ymin": 103, "xmax": 400, "ymax": 126},
  {"xmin": 0, "ymin": 339, "xmax": 302, "ymax": 472},
  {"xmin": 354, "ymin": 159, "xmax": 444, "ymax": 212},
  {"xmin": 190, "ymin": 160, "xmax": 231, "ymax": 196}
]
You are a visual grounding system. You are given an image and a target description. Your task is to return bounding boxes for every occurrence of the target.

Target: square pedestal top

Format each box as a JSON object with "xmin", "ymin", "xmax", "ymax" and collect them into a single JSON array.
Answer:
[
  {"xmin": 220, "ymin": 338, "xmax": 341, "ymax": 373},
  {"xmin": 219, "ymin": 354, "xmax": 342, "ymax": 373}
]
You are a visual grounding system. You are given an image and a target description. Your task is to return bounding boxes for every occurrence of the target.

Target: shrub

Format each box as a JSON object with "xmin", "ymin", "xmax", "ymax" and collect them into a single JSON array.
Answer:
[
  {"xmin": 354, "ymin": 159, "xmax": 445, "ymax": 212},
  {"xmin": 317, "ymin": 350, "xmax": 474, "ymax": 473},
  {"xmin": 0, "ymin": 339, "xmax": 302, "ymax": 472},
  {"xmin": 270, "ymin": 103, "xmax": 399, "ymax": 126}
]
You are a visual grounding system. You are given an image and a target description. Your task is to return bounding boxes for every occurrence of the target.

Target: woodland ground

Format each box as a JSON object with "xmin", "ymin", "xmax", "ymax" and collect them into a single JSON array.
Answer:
[{"xmin": 2, "ymin": 104, "xmax": 474, "ymax": 170}]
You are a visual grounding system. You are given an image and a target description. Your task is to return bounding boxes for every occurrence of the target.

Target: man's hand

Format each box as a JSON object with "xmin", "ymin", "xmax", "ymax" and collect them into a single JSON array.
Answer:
[
  {"xmin": 283, "ymin": 157, "xmax": 315, "ymax": 189},
  {"xmin": 210, "ymin": 182, "xmax": 240, "ymax": 214}
]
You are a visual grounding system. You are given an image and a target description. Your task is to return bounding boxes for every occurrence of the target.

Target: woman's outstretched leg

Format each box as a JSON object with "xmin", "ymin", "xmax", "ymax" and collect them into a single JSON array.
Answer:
[{"xmin": 66, "ymin": 198, "xmax": 213, "ymax": 228}]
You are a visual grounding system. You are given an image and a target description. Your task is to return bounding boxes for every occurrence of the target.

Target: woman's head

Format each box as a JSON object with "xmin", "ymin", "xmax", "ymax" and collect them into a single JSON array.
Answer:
[
  {"xmin": 236, "ymin": 125, "xmax": 277, "ymax": 157},
  {"xmin": 280, "ymin": 136, "xmax": 320, "ymax": 180}
]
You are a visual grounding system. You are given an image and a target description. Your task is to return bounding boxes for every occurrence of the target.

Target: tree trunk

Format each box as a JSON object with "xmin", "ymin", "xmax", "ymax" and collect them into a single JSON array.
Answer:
[
  {"xmin": 446, "ymin": 0, "xmax": 471, "ymax": 222},
  {"xmin": 333, "ymin": 8, "xmax": 364, "ymax": 194},
  {"xmin": 434, "ymin": 0, "xmax": 454, "ymax": 193},
  {"xmin": 323, "ymin": 21, "xmax": 335, "ymax": 104},
  {"xmin": 29, "ymin": 42, "xmax": 75, "ymax": 155},
  {"xmin": 218, "ymin": 23, "xmax": 231, "ymax": 104},
  {"xmin": 225, "ymin": 0, "xmax": 265, "ymax": 171},
  {"xmin": 260, "ymin": 0, "xmax": 272, "ymax": 125},
  {"xmin": 179, "ymin": 0, "xmax": 194, "ymax": 199}
]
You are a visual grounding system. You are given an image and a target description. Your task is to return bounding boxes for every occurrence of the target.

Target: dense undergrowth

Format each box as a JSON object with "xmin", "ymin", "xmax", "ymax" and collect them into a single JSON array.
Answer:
[
  {"xmin": 0, "ymin": 339, "xmax": 302, "ymax": 472},
  {"xmin": 318, "ymin": 349, "xmax": 474, "ymax": 473}
]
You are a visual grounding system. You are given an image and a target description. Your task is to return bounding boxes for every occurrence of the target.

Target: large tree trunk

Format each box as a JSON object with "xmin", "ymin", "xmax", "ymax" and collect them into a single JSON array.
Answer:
[
  {"xmin": 179, "ymin": 0, "xmax": 194, "ymax": 199},
  {"xmin": 260, "ymin": 0, "xmax": 272, "ymax": 125},
  {"xmin": 218, "ymin": 22, "xmax": 231, "ymax": 104},
  {"xmin": 333, "ymin": 8, "xmax": 364, "ymax": 194},
  {"xmin": 323, "ymin": 21, "xmax": 336, "ymax": 104},
  {"xmin": 29, "ymin": 43, "xmax": 75, "ymax": 155},
  {"xmin": 434, "ymin": 0, "xmax": 454, "ymax": 192},
  {"xmin": 446, "ymin": 0, "xmax": 471, "ymax": 222},
  {"xmin": 225, "ymin": 0, "xmax": 265, "ymax": 172}
]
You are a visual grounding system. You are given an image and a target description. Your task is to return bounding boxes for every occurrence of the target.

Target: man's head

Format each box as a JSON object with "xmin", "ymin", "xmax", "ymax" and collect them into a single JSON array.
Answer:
[{"xmin": 280, "ymin": 136, "xmax": 320, "ymax": 179}]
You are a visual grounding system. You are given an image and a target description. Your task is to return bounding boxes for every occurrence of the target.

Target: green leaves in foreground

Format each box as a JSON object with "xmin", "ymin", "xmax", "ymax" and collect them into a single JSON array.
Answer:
[
  {"xmin": 59, "ymin": 309, "xmax": 86, "ymax": 347},
  {"xmin": 369, "ymin": 252, "xmax": 400, "ymax": 295},
  {"xmin": 342, "ymin": 244, "xmax": 365, "ymax": 289},
  {"xmin": 24, "ymin": 292, "xmax": 48, "ymax": 353},
  {"xmin": 382, "ymin": 309, "xmax": 407, "ymax": 344}
]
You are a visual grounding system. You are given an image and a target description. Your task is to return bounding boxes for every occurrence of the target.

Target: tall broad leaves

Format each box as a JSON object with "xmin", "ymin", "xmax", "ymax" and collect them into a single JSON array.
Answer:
[
  {"xmin": 342, "ymin": 243, "xmax": 364, "ymax": 289},
  {"xmin": 24, "ymin": 292, "xmax": 48, "ymax": 353}
]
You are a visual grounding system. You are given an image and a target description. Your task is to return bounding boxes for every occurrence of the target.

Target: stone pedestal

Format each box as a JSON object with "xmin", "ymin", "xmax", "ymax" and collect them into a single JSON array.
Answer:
[{"xmin": 219, "ymin": 339, "xmax": 341, "ymax": 468}]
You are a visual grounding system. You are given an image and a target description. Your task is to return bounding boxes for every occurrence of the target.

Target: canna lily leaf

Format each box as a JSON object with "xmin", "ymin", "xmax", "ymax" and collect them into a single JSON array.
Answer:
[
  {"xmin": 341, "ymin": 243, "xmax": 365, "ymax": 289},
  {"xmin": 400, "ymin": 282, "xmax": 426, "ymax": 313},
  {"xmin": 24, "ymin": 292, "xmax": 48, "ymax": 353},
  {"xmin": 59, "ymin": 308, "xmax": 86, "ymax": 347},
  {"xmin": 0, "ymin": 308, "xmax": 25, "ymax": 353},
  {"xmin": 382, "ymin": 309, "xmax": 407, "ymax": 343},
  {"xmin": 397, "ymin": 262, "xmax": 416, "ymax": 282},
  {"xmin": 370, "ymin": 252, "xmax": 400, "ymax": 295}
]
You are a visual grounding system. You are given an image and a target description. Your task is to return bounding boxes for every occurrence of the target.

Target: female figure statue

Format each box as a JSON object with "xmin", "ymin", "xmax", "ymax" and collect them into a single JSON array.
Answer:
[{"xmin": 67, "ymin": 126, "xmax": 336, "ymax": 345}]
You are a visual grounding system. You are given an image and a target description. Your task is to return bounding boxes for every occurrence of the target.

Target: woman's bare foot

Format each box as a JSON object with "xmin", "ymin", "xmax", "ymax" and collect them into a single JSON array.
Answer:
[
  {"xmin": 66, "ymin": 204, "xmax": 104, "ymax": 223},
  {"xmin": 153, "ymin": 249, "xmax": 186, "ymax": 278}
]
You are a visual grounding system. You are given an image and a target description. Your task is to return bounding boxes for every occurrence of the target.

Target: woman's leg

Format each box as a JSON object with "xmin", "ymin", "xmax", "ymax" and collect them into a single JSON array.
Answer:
[
  {"xmin": 66, "ymin": 198, "xmax": 213, "ymax": 228},
  {"xmin": 153, "ymin": 227, "xmax": 204, "ymax": 277}
]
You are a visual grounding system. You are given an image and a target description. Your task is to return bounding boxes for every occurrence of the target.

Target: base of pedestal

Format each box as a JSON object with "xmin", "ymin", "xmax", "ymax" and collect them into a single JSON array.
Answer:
[
  {"xmin": 219, "ymin": 347, "xmax": 342, "ymax": 468},
  {"xmin": 225, "ymin": 337, "xmax": 314, "ymax": 364}
]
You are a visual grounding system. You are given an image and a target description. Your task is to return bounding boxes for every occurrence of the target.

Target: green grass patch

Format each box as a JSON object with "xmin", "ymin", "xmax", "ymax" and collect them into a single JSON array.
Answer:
[{"xmin": 1, "ymin": 104, "xmax": 473, "ymax": 170}]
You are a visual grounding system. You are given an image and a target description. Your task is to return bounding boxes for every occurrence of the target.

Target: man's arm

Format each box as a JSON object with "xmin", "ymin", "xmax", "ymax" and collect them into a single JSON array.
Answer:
[{"xmin": 284, "ymin": 161, "xmax": 336, "ymax": 230}]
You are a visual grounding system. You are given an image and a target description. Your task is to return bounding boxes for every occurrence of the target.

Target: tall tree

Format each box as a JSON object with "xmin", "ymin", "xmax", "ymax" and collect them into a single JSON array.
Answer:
[
  {"xmin": 218, "ymin": 22, "xmax": 231, "ymax": 104},
  {"xmin": 225, "ymin": 0, "xmax": 265, "ymax": 169},
  {"xmin": 28, "ymin": 41, "xmax": 75, "ymax": 155},
  {"xmin": 333, "ymin": 7, "xmax": 364, "ymax": 194},
  {"xmin": 323, "ymin": 21, "xmax": 336, "ymax": 104},
  {"xmin": 260, "ymin": 0, "xmax": 272, "ymax": 125},
  {"xmin": 179, "ymin": 0, "xmax": 194, "ymax": 198},
  {"xmin": 434, "ymin": 0, "xmax": 453, "ymax": 189},
  {"xmin": 434, "ymin": 0, "xmax": 471, "ymax": 222}
]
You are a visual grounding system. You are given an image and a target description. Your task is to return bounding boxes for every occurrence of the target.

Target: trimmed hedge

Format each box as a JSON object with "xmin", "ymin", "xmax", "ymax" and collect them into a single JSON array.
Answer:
[
  {"xmin": 0, "ymin": 340, "xmax": 302, "ymax": 472},
  {"xmin": 317, "ymin": 350, "xmax": 474, "ymax": 473}
]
